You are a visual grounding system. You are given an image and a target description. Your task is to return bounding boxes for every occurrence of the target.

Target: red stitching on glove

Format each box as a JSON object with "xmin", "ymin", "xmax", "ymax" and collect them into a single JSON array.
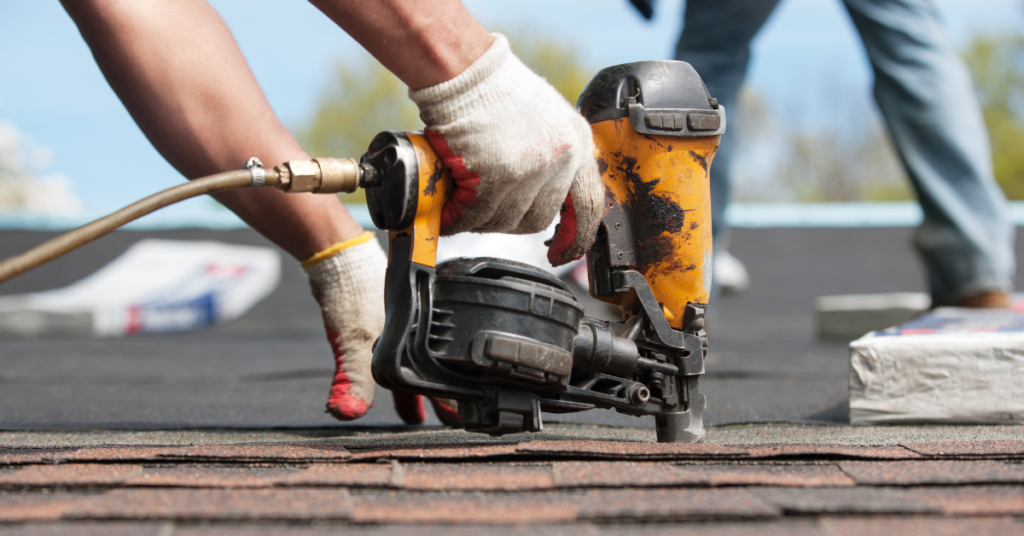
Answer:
[
  {"xmin": 425, "ymin": 128, "xmax": 481, "ymax": 232},
  {"xmin": 392, "ymin": 391, "xmax": 427, "ymax": 424},
  {"xmin": 393, "ymin": 393, "xmax": 461, "ymax": 425},
  {"xmin": 546, "ymin": 143, "xmax": 571, "ymax": 166},
  {"xmin": 323, "ymin": 325, "xmax": 372, "ymax": 421},
  {"xmin": 547, "ymin": 192, "xmax": 579, "ymax": 266},
  {"xmin": 428, "ymin": 397, "xmax": 463, "ymax": 427}
]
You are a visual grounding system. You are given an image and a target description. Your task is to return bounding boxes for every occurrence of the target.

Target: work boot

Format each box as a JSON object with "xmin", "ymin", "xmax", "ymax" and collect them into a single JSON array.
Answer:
[
  {"xmin": 304, "ymin": 232, "xmax": 387, "ymax": 421},
  {"xmin": 950, "ymin": 291, "xmax": 1011, "ymax": 308},
  {"xmin": 714, "ymin": 250, "xmax": 750, "ymax": 295}
]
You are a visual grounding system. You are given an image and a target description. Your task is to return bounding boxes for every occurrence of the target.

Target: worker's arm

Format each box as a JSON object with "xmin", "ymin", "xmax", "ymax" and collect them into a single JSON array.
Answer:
[
  {"xmin": 65, "ymin": 0, "xmax": 600, "ymax": 264},
  {"xmin": 62, "ymin": 0, "xmax": 401, "ymax": 424},
  {"xmin": 310, "ymin": 0, "xmax": 603, "ymax": 264},
  {"xmin": 61, "ymin": 0, "xmax": 362, "ymax": 260},
  {"xmin": 307, "ymin": 0, "xmax": 493, "ymax": 90}
]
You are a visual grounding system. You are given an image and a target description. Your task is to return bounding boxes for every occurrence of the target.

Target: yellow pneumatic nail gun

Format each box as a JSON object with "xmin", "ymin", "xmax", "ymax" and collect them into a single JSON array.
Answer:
[
  {"xmin": 358, "ymin": 61, "xmax": 724, "ymax": 442},
  {"xmin": 0, "ymin": 61, "xmax": 723, "ymax": 443}
]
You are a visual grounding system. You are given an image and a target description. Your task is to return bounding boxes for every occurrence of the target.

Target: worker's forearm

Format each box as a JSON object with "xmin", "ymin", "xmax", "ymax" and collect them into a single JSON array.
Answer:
[
  {"xmin": 62, "ymin": 0, "xmax": 307, "ymax": 178},
  {"xmin": 308, "ymin": 0, "xmax": 494, "ymax": 89},
  {"xmin": 61, "ymin": 0, "xmax": 362, "ymax": 259}
]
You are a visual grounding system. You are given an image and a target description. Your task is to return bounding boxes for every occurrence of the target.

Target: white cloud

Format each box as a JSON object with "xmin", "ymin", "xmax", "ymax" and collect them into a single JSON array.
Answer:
[{"xmin": 0, "ymin": 121, "xmax": 82, "ymax": 215}]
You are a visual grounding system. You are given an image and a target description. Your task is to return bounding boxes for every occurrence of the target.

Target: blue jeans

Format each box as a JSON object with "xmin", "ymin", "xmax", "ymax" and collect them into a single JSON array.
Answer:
[{"xmin": 675, "ymin": 0, "xmax": 1015, "ymax": 304}]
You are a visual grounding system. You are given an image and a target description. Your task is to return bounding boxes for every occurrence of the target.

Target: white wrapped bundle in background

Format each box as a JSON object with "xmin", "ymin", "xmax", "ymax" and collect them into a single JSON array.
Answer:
[
  {"xmin": 0, "ymin": 239, "xmax": 279, "ymax": 337},
  {"xmin": 849, "ymin": 302, "xmax": 1024, "ymax": 425}
]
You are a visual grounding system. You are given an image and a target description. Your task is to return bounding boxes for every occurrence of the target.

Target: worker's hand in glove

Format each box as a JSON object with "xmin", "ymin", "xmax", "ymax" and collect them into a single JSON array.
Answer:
[
  {"xmin": 304, "ymin": 234, "xmax": 463, "ymax": 427},
  {"xmin": 304, "ymin": 233, "xmax": 387, "ymax": 421},
  {"xmin": 410, "ymin": 34, "xmax": 603, "ymax": 267}
]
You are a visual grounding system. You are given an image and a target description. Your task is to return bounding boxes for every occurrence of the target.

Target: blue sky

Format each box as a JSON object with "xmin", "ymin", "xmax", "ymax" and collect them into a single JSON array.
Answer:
[{"xmin": 0, "ymin": 0, "xmax": 1021, "ymax": 224}]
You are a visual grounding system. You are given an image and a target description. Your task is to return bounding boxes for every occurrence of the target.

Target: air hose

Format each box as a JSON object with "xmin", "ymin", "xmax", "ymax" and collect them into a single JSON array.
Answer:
[{"xmin": 0, "ymin": 157, "xmax": 374, "ymax": 285}]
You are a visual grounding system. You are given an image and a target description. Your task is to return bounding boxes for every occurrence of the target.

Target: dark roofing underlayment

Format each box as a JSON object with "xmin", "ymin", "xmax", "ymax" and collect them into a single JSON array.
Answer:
[{"xmin": 2, "ymin": 228, "xmax": 1024, "ymax": 533}]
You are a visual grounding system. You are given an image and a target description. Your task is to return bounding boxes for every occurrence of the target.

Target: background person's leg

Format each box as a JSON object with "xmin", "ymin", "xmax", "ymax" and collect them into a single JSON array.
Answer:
[
  {"xmin": 843, "ymin": 0, "xmax": 1015, "ymax": 305},
  {"xmin": 674, "ymin": 0, "xmax": 782, "ymax": 299}
]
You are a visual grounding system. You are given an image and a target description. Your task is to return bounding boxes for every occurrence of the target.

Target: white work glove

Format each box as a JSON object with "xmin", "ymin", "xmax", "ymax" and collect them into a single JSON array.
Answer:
[
  {"xmin": 303, "ymin": 233, "xmax": 386, "ymax": 421},
  {"xmin": 409, "ymin": 34, "xmax": 603, "ymax": 266},
  {"xmin": 303, "ymin": 233, "xmax": 462, "ymax": 426}
]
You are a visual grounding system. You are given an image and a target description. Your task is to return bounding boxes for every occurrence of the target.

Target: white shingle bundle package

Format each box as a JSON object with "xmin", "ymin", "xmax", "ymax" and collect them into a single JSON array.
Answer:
[
  {"xmin": 849, "ymin": 299, "xmax": 1024, "ymax": 425},
  {"xmin": 0, "ymin": 239, "xmax": 279, "ymax": 337}
]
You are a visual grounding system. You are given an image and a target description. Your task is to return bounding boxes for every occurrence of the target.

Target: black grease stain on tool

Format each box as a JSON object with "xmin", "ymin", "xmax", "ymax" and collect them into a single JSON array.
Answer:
[
  {"xmin": 689, "ymin": 151, "xmax": 707, "ymax": 173},
  {"xmin": 616, "ymin": 155, "xmax": 689, "ymax": 271},
  {"xmin": 667, "ymin": 145, "xmax": 674, "ymax": 152},
  {"xmin": 605, "ymin": 186, "xmax": 618, "ymax": 209},
  {"xmin": 596, "ymin": 157, "xmax": 609, "ymax": 176},
  {"xmin": 642, "ymin": 134, "xmax": 665, "ymax": 147},
  {"xmin": 689, "ymin": 222, "xmax": 699, "ymax": 230},
  {"xmin": 424, "ymin": 160, "xmax": 444, "ymax": 196}
]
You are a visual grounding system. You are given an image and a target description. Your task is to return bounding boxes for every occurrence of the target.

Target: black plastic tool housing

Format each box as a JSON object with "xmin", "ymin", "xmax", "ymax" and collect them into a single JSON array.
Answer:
[{"xmin": 370, "ymin": 236, "xmax": 707, "ymax": 440}]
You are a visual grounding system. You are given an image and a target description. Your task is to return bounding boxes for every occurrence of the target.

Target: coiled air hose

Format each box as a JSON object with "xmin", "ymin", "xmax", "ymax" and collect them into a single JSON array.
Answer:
[{"xmin": 0, "ymin": 157, "xmax": 371, "ymax": 285}]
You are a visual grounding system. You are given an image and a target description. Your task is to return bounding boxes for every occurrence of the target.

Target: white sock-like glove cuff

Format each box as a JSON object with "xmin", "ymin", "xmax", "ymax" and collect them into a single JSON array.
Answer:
[
  {"xmin": 409, "ymin": 33, "xmax": 513, "ymax": 118},
  {"xmin": 304, "ymin": 233, "xmax": 387, "ymax": 311}
]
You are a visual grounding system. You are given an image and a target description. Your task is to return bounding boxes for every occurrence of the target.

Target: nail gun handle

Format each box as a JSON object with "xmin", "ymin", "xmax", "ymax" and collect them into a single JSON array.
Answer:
[
  {"xmin": 362, "ymin": 131, "xmax": 452, "ymax": 268},
  {"xmin": 400, "ymin": 132, "xmax": 451, "ymax": 268}
]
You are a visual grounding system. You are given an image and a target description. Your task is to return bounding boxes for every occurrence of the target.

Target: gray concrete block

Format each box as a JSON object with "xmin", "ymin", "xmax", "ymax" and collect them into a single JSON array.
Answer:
[{"xmin": 816, "ymin": 293, "xmax": 930, "ymax": 341}]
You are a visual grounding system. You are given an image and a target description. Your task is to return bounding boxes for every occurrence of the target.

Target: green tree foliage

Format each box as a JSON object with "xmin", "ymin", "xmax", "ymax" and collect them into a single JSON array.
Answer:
[
  {"xmin": 299, "ymin": 58, "xmax": 421, "ymax": 203},
  {"xmin": 964, "ymin": 33, "xmax": 1024, "ymax": 199},
  {"xmin": 299, "ymin": 31, "xmax": 594, "ymax": 203},
  {"xmin": 776, "ymin": 127, "xmax": 910, "ymax": 202},
  {"xmin": 731, "ymin": 88, "xmax": 911, "ymax": 203},
  {"xmin": 736, "ymin": 27, "xmax": 1024, "ymax": 204},
  {"xmin": 504, "ymin": 30, "xmax": 594, "ymax": 104}
]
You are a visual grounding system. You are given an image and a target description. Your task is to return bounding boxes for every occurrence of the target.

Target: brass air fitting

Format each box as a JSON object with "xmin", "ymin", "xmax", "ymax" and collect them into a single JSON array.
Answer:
[{"xmin": 273, "ymin": 158, "xmax": 361, "ymax": 194}]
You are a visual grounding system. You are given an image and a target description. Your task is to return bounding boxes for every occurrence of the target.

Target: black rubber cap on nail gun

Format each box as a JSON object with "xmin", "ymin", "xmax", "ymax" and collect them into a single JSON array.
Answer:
[
  {"xmin": 576, "ymin": 60, "xmax": 725, "ymax": 137},
  {"xmin": 362, "ymin": 131, "xmax": 419, "ymax": 231}
]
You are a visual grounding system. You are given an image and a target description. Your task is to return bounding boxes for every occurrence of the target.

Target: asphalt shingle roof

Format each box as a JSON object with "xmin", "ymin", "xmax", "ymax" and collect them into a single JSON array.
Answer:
[{"xmin": 2, "ymin": 226, "xmax": 1024, "ymax": 533}]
